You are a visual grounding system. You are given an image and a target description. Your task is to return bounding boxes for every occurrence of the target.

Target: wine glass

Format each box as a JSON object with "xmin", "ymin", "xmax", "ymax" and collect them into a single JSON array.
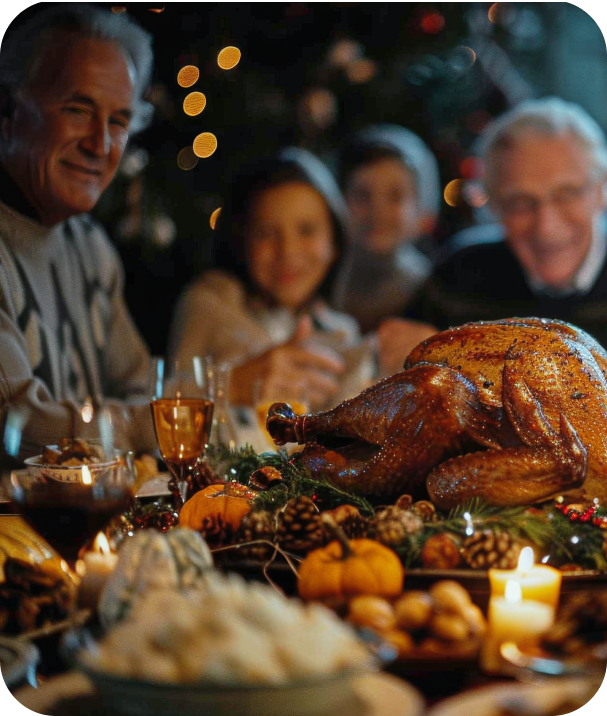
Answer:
[
  {"xmin": 150, "ymin": 357, "xmax": 214, "ymax": 507},
  {"xmin": 3, "ymin": 407, "xmax": 136, "ymax": 569}
]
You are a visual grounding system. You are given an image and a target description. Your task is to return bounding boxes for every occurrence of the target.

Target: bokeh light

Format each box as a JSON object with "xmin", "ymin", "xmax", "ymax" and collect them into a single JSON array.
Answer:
[
  {"xmin": 449, "ymin": 46, "xmax": 476, "ymax": 72},
  {"xmin": 148, "ymin": 6, "xmax": 165, "ymax": 12},
  {"xmin": 326, "ymin": 38, "xmax": 362, "ymax": 69},
  {"xmin": 298, "ymin": 88, "xmax": 338, "ymax": 130},
  {"xmin": 444, "ymin": 179, "xmax": 464, "ymax": 207},
  {"xmin": 420, "ymin": 10, "xmax": 445, "ymax": 34},
  {"xmin": 459, "ymin": 156, "xmax": 483, "ymax": 180},
  {"xmin": 111, "ymin": 6, "xmax": 127, "ymax": 13},
  {"xmin": 177, "ymin": 65, "xmax": 200, "ymax": 88},
  {"xmin": 346, "ymin": 58, "xmax": 377, "ymax": 84},
  {"xmin": 193, "ymin": 132, "xmax": 218, "ymax": 158},
  {"xmin": 210, "ymin": 207, "xmax": 222, "ymax": 230},
  {"xmin": 488, "ymin": 2, "xmax": 519, "ymax": 29},
  {"xmin": 183, "ymin": 92, "xmax": 207, "ymax": 116},
  {"xmin": 177, "ymin": 146, "xmax": 199, "ymax": 171},
  {"xmin": 463, "ymin": 182, "xmax": 489, "ymax": 208},
  {"xmin": 217, "ymin": 46, "xmax": 241, "ymax": 70}
]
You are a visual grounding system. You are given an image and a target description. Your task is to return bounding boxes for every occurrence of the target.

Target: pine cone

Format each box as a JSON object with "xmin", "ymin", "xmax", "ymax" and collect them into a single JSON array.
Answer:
[
  {"xmin": 461, "ymin": 530, "xmax": 521, "ymax": 569},
  {"xmin": 276, "ymin": 496, "xmax": 324, "ymax": 553},
  {"xmin": 340, "ymin": 512, "xmax": 371, "ymax": 539},
  {"xmin": 372, "ymin": 506, "xmax": 424, "ymax": 548},
  {"xmin": 323, "ymin": 505, "xmax": 370, "ymax": 540},
  {"xmin": 234, "ymin": 510, "xmax": 276, "ymax": 561}
]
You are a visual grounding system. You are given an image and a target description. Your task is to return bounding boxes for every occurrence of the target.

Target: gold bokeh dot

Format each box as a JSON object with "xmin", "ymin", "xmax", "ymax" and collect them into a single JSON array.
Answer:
[
  {"xmin": 111, "ymin": 6, "xmax": 127, "ymax": 13},
  {"xmin": 177, "ymin": 65, "xmax": 200, "ymax": 88},
  {"xmin": 177, "ymin": 146, "xmax": 199, "ymax": 171},
  {"xmin": 193, "ymin": 132, "xmax": 218, "ymax": 158},
  {"xmin": 444, "ymin": 179, "xmax": 464, "ymax": 207},
  {"xmin": 183, "ymin": 92, "xmax": 207, "ymax": 116},
  {"xmin": 210, "ymin": 207, "xmax": 222, "ymax": 230},
  {"xmin": 217, "ymin": 46, "xmax": 241, "ymax": 70}
]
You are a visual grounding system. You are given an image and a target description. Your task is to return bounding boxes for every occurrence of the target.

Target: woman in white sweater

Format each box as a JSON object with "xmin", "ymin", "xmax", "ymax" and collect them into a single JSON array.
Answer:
[{"xmin": 168, "ymin": 148, "xmax": 375, "ymax": 416}]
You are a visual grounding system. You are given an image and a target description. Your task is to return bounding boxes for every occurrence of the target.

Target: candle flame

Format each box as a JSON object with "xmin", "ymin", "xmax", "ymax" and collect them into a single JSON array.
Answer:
[
  {"xmin": 81, "ymin": 464, "xmax": 92, "ymax": 485},
  {"xmin": 93, "ymin": 532, "xmax": 111, "ymax": 555},
  {"xmin": 505, "ymin": 579, "xmax": 522, "ymax": 604},
  {"xmin": 517, "ymin": 546, "xmax": 534, "ymax": 574}
]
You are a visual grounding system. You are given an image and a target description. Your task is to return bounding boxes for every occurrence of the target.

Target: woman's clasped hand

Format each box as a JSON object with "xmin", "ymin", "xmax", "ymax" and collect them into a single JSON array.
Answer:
[{"xmin": 230, "ymin": 315, "xmax": 345, "ymax": 411}]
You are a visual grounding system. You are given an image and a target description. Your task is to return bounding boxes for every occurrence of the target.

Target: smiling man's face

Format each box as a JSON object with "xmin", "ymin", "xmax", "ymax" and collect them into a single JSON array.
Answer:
[{"xmin": 1, "ymin": 36, "xmax": 135, "ymax": 226}]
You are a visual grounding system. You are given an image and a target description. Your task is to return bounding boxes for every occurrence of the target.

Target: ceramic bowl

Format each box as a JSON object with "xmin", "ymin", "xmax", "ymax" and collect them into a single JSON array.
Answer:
[
  {"xmin": 76, "ymin": 661, "xmax": 375, "ymax": 716},
  {"xmin": 24, "ymin": 453, "xmax": 123, "ymax": 484}
]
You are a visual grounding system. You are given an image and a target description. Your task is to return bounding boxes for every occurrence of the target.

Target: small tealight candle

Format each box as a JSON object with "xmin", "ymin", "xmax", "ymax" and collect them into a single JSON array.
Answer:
[
  {"xmin": 481, "ymin": 579, "xmax": 555, "ymax": 673},
  {"xmin": 488, "ymin": 546, "xmax": 562, "ymax": 609},
  {"xmin": 77, "ymin": 532, "xmax": 118, "ymax": 609}
]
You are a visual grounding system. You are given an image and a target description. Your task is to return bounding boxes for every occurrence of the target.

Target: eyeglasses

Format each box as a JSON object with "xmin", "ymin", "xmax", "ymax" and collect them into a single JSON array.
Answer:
[{"xmin": 497, "ymin": 182, "xmax": 598, "ymax": 219}]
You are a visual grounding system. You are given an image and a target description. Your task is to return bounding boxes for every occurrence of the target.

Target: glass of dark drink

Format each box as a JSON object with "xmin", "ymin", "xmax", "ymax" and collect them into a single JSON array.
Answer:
[
  {"xmin": 150, "ymin": 357, "xmax": 214, "ymax": 507},
  {"xmin": 6, "ymin": 443, "xmax": 136, "ymax": 567}
]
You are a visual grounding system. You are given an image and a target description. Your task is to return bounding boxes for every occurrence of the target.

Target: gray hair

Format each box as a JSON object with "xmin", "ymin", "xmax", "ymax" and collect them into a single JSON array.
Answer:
[
  {"xmin": 0, "ymin": 4, "xmax": 154, "ymax": 134},
  {"xmin": 479, "ymin": 97, "xmax": 607, "ymax": 188}
]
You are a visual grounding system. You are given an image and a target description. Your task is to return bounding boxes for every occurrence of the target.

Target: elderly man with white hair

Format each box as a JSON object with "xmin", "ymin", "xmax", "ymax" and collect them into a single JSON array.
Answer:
[
  {"xmin": 0, "ymin": 4, "xmax": 157, "ymax": 462},
  {"xmin": 404, "ymin": 97, "xmax": 607, "ymax": 348}
]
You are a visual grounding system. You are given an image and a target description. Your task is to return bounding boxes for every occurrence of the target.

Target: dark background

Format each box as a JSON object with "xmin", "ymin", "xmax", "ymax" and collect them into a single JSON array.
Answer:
[{"xmin": 4, "ymin": 3, "xmax": 607, "ymax": 353}]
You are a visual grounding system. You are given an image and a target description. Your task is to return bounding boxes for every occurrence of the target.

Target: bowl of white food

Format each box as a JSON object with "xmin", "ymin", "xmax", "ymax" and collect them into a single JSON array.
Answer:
[{"xmin": 75, "ymin": 574, "xmax": 381, "ymax": 716}]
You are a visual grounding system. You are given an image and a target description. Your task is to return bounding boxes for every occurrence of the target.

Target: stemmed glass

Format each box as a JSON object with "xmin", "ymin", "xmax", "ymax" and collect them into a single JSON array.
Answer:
[
  {"xmin": 4, "ymin": 407, "xmax": 136, "ymax": 569},
  {"xmin": 150, "ymin": 357, "xmax": 214, "ymax": 507}
]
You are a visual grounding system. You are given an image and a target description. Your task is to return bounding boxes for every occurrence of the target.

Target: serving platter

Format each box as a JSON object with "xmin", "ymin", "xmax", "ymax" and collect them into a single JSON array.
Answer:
[{"xmin": 426, "ymin": 674, "xmax": 605, "ymax": 716}]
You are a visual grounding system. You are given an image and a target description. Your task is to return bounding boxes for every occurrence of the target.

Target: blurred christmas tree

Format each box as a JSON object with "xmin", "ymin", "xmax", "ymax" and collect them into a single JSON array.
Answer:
[{"xmin": 77, "ymin": 3, "xmax": 607, "ymax": 351}]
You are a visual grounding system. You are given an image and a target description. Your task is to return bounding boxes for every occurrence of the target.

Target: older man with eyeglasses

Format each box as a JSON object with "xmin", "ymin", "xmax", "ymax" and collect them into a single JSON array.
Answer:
[{"xmin": 403, "ymin": 97, "xmax": 607, "ymax": 348}]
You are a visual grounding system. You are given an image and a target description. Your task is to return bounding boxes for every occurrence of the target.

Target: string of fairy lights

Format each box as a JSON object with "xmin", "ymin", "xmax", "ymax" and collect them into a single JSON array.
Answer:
[{"xmin": 175, "ymin": 48, "xmax": 242, "ymax": 228}]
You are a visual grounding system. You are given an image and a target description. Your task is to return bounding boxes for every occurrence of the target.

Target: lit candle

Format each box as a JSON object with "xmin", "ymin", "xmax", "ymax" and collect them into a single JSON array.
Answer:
[
  {"xmin": 488, "ymin": 546, "xmax": 562, "ymax": 609},
  {"xmin": 77, "ymin": 532, "xmax": 118, "ymax": 609},
  {"xmin": 481, "ymin": 579, "xmax": 555, "ymax": 673}
]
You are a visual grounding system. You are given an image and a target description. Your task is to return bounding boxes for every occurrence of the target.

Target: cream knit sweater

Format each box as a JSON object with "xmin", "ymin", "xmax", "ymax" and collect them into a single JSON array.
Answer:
[{"xmin": 0, "ymin": 199, "xmax": 156, "ymax": 460}]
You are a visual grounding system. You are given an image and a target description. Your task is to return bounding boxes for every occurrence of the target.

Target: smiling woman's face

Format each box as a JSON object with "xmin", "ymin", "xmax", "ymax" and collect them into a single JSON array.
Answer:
[
  {"xmin": 1, "ymin": 36, "xmax": 135, "ymax": 226},
  {"xmin": 246, "ymin": 181, "xmax": 337, "ymax": 310}
]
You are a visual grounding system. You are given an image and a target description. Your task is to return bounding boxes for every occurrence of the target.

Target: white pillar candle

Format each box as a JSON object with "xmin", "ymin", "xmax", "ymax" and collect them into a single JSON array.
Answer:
[
  {"xmin": 481, "ymin": 580, "xmax": 555, "ymax": 673},
  {"xmin": 77, "ymin": 533, "xmax": 118, "ymax": 609},
  {"xmin": 488, "ymin": 547, "xmax": 562, "ymax": 609}
]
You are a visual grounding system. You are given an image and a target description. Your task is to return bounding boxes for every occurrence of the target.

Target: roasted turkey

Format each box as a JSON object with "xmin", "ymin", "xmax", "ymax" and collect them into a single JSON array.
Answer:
[{"xmin": 267, "ymin": 318, "xmax": 607, "ymax": 508}]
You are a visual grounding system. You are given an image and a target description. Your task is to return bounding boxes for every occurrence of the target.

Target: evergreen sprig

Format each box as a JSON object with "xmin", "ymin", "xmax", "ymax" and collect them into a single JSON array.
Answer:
[
  {"xmin": 205, "ymin": 443, "xmax": 374, "ymax": 516},
  {"xmin": 205, "ymin": 444, "xmax": 607, "ymax": 571}
]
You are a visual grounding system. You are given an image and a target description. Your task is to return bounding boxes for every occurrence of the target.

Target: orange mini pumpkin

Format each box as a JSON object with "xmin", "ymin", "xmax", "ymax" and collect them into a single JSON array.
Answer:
[
  {"xmin": 298, "ymin": 522, "xmax": 404, "ymax": 602},
  {"xmin": 179, "ymin": 483, "xmax": 253, "ymax": 543}
]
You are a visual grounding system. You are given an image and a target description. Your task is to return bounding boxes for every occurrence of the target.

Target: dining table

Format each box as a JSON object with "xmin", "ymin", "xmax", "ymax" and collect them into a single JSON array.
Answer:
[{"xmin": 2, "ymin": 470, "xmax": 607, "ymax": 716}]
